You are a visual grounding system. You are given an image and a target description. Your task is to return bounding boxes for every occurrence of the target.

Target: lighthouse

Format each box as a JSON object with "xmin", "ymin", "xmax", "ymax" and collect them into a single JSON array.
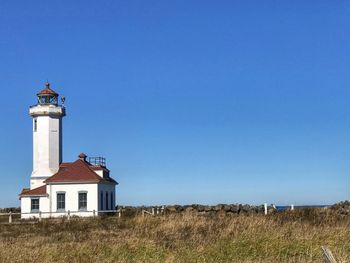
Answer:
[
  {"xmin": 29, "ymin": 82, "xmax": 66, "ymax": 189},
  {"xmin": 20, "ymin": 82, "xmax": 117, "ymax": 219}
]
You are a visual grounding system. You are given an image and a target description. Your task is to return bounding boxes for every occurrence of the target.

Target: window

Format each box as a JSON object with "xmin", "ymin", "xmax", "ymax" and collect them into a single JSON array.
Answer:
[
  {"xmin": 31, "ymin": 198, "xmax": 39, "ymax": 212},
  {"xmin": 78, "ymin": 192, "xmax": 87, "ymax": 211},
  {"xmin": 100, "ymin": 191, "xmax": 103, "ymax": 210},
  {"xmin": 34, "ymin": 119, "xmax": 37, "ymax": 132},
  {"xmin": 38, "ymin": 95, "xmax": 57, "ymax": 105},
  {"xmin": 110, "ymin": 193, "xmax": 113, "ymax": 210},
  {"xmin": 57, "ymin": 193, "xmax": 65, "ymax": 211},
  {"xmin": 106, "ymin": 192, "xmax": 109, "ymax": 210}
]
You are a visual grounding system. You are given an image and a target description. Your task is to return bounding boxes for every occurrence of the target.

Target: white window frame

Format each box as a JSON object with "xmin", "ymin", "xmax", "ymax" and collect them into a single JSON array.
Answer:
[
  {"xmin": 31, "ymin": 198, "xmax": 39, "ymax": 212},
  {"xmin": 56, "ymin": 192, "xmax": 66, "ymax": 212},
  {"xmin": 78, "ymin": 191, "xmax": 88, "ymax": 211}
]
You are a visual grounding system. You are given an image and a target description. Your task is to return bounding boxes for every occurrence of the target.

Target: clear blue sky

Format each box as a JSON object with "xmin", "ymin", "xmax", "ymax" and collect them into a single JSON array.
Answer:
[{"xmin": 0, "ymin": 1, "xmax": 349, "ymax": 207}]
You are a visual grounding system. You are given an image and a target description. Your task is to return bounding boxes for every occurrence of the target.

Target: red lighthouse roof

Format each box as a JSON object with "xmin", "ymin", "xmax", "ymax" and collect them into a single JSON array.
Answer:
[{"xmin": 37, "ymin": 82, "xmax": 59, "ymax": 96}]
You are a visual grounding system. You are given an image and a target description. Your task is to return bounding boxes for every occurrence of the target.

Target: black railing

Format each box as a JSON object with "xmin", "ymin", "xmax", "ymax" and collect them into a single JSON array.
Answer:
[{"xmin": 88, "ymin": 157, "xmax": 106, "ymax": 167}]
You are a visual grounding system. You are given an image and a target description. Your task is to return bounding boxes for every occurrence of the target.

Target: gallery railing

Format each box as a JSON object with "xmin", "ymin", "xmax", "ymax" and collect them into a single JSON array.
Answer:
[{"xmin": 88, "ymin": 157, "xmax": 106, "ymax": 167}]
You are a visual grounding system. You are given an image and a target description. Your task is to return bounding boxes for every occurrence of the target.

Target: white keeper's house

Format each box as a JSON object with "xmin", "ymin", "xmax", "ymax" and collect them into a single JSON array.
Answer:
[{"xmin": 20, "ymin": 83, "xmax": 118, "ymax": 219}]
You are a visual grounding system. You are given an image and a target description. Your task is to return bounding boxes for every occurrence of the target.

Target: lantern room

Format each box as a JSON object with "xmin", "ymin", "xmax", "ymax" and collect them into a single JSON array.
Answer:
[{"xmin": 37, "ymin": 82, "xmax": 59, "ymax": 105}]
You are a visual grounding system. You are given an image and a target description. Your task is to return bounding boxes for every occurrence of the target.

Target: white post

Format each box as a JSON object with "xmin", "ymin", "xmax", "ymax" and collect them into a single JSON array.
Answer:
[
  {"xmin": 291, "ymin": 204, "xmax": 294, "ymax": 211},
  {"xmin": 152, "ymin": 208, "xmax": 155, "ymax": 216},
  {"xmin": 39, "ymin": 211, "xmax": 42, "ymax": 222},
  {"xmin": 322, "ymin": 246, "xmax": 337, "ymax": 263},
  {"xmin": 67, "ymin": 210, "xmax": 71, "ymax": 220},
  {"xmin": 264, "ymin": 203, "xmax": 268, "ymax": 215},
  {"xmin": 9, "ymin": 212, "xmax": 12, "ymax": 224},
  {"xmin": 118, "ymin": 209, "xmax": 121, "ymax": 218}
]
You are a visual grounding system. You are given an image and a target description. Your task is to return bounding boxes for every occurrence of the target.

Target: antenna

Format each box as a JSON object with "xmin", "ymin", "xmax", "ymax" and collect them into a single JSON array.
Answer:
[{"xmin": 61, "ymin": 96, "xmax": 66, "ymax": 105}]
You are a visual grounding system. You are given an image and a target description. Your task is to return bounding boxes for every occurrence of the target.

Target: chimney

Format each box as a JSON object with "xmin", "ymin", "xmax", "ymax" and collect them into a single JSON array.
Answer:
[{"xmin": 78, "ymin": 153, "xmax": 87, "ymax": 162}]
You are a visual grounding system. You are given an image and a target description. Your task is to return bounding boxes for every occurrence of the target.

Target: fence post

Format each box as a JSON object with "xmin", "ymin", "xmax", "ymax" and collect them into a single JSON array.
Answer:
[
  {"xmin": 67, "ymin": 210, "xmax": 71, "ymax": 220},
  {"xmin": 152, "ymin": 208, "xmax": 155, "ymax": 216},
  {"xmin": 118, "ymin": 209, "xmax": 121, "ymax": 218},
  {"xmin": 39, "ymin": 211, "xmax": 42, "ymax": 222},
  {"xmin": 9, "ymin": 212, "xmax": 12, "ymax": 224},
  {"xmin": 264, "ymin": 203, "xmax": 268, "ymax": 215},
  {"xmin": 291, "ymin": 204, "xmax": 294, "ymax": 211},
  {"xmin": 322, "ymin": 246, "xmax": 337, "ymax": 263}
]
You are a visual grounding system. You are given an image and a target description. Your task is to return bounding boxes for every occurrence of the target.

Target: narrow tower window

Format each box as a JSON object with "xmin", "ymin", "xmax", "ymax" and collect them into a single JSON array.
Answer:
[{"xmin": 34, "ymin": 119, "xmax": 37, "ymax": 132}]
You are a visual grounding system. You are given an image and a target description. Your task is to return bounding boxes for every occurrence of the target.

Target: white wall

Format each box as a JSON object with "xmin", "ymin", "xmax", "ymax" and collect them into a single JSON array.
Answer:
[
  {"xmin": 50, "ymin": 183, "xmax": 98, "ymax": 216},
  {"xmin": 21, "ymin": 196, "xmax": 50, "ymax": 219},
  {"xmin": 21, "ymin": 183, "xmax": 99, "ymax": 218},
  {"xmin": 30, "ymin": 105, "xmax": 65, "ymax": 190},
  {"xmin": 21, "ymin": 183, "xmax": 116, "ymax": 218},
  {"xmin": 94, "ymin": 170, "xmax": 103, "ymax": 178}
]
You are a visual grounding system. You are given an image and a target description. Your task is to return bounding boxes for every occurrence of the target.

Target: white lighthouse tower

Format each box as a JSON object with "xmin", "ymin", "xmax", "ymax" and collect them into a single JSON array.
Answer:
[{"xmin": 29, "ymin": 83, "xmax": 66, "ymax": 189}]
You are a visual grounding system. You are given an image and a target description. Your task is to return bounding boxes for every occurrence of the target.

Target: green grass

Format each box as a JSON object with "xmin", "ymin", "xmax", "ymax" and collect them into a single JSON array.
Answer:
[{"xmin": 0, "ymin": 209, "xmax": 349, "ymax": 262}]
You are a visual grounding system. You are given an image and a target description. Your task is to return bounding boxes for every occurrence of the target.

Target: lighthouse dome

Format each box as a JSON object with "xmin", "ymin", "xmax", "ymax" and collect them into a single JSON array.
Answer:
[{"xmin": 37, "ymin": 82, "xmax": 59, "ymax": 105}]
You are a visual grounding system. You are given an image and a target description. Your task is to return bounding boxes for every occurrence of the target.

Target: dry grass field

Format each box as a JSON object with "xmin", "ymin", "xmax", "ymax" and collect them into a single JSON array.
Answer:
[{"xmin": 0, "ymin": 209, "xmax": 349, "ymax": 263}]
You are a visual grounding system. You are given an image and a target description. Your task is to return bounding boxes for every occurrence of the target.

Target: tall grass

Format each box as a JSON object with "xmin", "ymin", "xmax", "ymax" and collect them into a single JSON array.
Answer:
[{"xmin": 0, "ymin": 209, "xmax": 349, "ymax": 262}]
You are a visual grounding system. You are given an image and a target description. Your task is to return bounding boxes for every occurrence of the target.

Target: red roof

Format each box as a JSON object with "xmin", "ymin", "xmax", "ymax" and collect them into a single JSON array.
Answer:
[
  {"xmin": 37, "ymin": 82, "xmax": 59, "ymax": 96},
  {"xmin": 60, "ymin": 162, "xmax": 109, "ymax": 172},
  {"xmin": 45, "ymin": 158, "xmax": 117, "ymax": 184},
  {"xmin": 20, "ymin": 185, "xmax": 47, "ymax": 197},
  {"xmin": 59, "ymin": 162, "xmax": 71, "ymax": 168}
]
